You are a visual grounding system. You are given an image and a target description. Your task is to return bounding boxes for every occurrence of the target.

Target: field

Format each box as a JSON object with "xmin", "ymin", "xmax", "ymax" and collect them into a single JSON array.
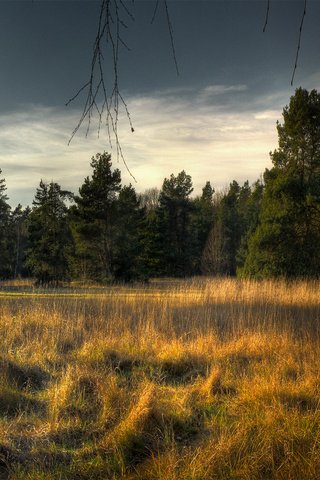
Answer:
[{"xmin": 0, "ymin": 278, "xmax": 320, "ymax": 479}]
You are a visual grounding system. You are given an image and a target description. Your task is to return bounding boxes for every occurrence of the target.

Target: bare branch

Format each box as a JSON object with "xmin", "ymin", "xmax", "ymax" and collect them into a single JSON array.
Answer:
[
  {"xmin": 263, "ymin": 0, "xmax": 270, "ymax": 33},
  {"xmin": 164, "ymin": 0, "xmax": 179, "ymax": 76},
  {"xmin": 150, "ymin": 1, "xmax": 179, "ymax": 75},
  {"xmin": 66, "ymin": 0, "xmax": 136, "ymax": 180},
  {"xmin": 67, "ymin": 0, "xmax": 179, "ymax": 179},
  {"xmin": 291, "ymin": 0, "xmax": 307, "ymax": 86},
  {"xmin": 151, "ymin": 0, "xmax": 160, "ymax": 25}
]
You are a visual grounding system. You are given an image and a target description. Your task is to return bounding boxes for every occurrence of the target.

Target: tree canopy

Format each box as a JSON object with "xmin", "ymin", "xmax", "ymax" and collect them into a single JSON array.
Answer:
[{"xmin": 243, "ymin": 88, "xmax": 320, "ymax": 277}]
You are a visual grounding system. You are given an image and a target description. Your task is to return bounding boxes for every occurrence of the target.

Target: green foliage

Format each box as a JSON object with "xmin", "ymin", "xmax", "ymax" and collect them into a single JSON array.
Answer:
[
  {"xmin": 244, "ymin": 88, "xmax": 320, "ymax": 278},
  {"xmin": 113, "ymin": 184, "xmax": 145, "ymax": 281},
  {"xmin": 191, "ymin": 181, "xmax": 215, "ymax": 273},
  {"xmin": 72, "ymin": 153, "xmax": 145, "ymax": 282},
  {"xmin": 10, "ymin": 204, "xmax": 31, "ymax": 278},
  {"xmin": 153, "ymin": 171, "xmax": 196, "ymax": 277},
  {"xmin": 26, "ymin": 180, "xmax": 73, "ymax": 285},
  {"xmin": 0, "ymin": 169, "xmax": 12, "ymax": 279},
  {"xmin": 202, "ymin": 180, "xmax": 262, "ymax": 276},
  {"xmin": 72, "ymin": 152, "xmax": 122, "ymax": 282}
]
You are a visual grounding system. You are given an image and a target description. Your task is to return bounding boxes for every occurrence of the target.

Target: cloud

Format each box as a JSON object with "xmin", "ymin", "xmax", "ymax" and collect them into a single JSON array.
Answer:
[
  {"xmin": 0, "ymin": 84, "xmax": 286, "ymax": 207},
  {"xmin": 117, "ymin": 86, "xmax": 280, "ymax": 191},
  {"xmin": 202, "ymin": 84, "xmax": 248, "ymax": 95},
  {"xmin": 254, "ymin": 110, "xmax": 280, "ymax": 120}
]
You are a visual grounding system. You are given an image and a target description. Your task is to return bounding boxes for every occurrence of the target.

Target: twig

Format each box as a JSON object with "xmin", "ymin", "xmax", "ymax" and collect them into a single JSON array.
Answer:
[
  {"xmin": 291, "ymin": 0, "xmax": 307, "ymax": 86},
  {"xmin": 263, "ymin": 0, "xmax": 270, "ymax": 33},
  {"xmin": 151, "ymin": 0, "xmax": 160, "ymax": 24},
  {"xmin": 164, "ymin": 0, "xmax": 179, "ymax": 76},
  {"xmin": 66, "ymin": 0, "xmax": 136, "ymax": 180},
  {"xmin": 66, "ymin": 0, "xmax": 178, "ymax": 178}
]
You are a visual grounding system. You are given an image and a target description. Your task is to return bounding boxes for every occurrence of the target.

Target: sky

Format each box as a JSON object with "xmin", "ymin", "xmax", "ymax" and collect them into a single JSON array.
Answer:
[{"xmin": 1, "ymin": 0, "xmax": 320, "ymax": 207}]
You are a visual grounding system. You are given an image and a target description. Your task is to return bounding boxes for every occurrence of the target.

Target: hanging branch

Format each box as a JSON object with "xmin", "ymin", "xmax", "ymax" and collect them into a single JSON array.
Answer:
[
  {"xmin": 152, "ymin": 0, "xmax": 179, "ymax": 74},
  {"xmin": 164, "ymin": 0, "xmax": 179, "ymax": 76},
  {"xmin": 151, "ymin": 0, "xmax": 160, "ymax": 25},
  {"xmin": 66, "ymin": 0, "xmax": 178, "ymax": 179},
  {"xmin": 291, "ymin": 0, "xmax": 307, "ymax": 85},
  {"xmin": 263, "ymin": 0, "xmax": 270, "ymax": 33},
  {"xmin": 66, "ymin": 0, "xmax": 135, "ymax": 179},
  {"xmin": 263, "ymin": 0, "xmax": 307, "ymax": 85}
]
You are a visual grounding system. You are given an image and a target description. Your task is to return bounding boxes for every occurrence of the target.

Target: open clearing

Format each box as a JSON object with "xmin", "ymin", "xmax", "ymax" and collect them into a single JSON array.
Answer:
[{"xmin": 0, "ymin": 278, "xmax": 320, "ymax": 479}]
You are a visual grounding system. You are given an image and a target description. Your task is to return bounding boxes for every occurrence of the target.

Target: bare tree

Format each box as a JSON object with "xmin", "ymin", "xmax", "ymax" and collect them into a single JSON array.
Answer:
[{"xmin": 139, "ymin": 188, "xmax": 160, "ymax": 213}]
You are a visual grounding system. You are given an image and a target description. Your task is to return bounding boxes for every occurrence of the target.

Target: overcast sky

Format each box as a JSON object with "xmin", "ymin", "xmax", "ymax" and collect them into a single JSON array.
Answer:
[{"xmin": 1, "ymin": 0, "xmax": 320, "ymax": 207}]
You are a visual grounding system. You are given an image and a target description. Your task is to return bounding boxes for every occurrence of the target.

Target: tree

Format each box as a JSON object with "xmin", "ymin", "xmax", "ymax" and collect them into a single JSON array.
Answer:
[
  {"xmin": 243, "ymin": 88, "xmax": 320, "ymax": 278},
  {"xmin": 0, "ymin": 169, "xmax": 12, "ymax": 279},
  {"xmin": 153, "ymin": 170, "xmax": 195, "ymax": 277},
  {"xmin": 236, "ymin": 180, "xmax": 264, "ymax": 275},
  {"xmin": 139, "ymin": 188, "xmax": 160, "ymax": 214},
  {"xmin": 72, "ymin": 152, "xmax": 121, "ymax": 282},
  {"xmin": 191, "ymin": 181, "xmax": 215, "ymax": 273},
  {"xmin": 113, "ymin": 184, "xmax": 145, "ymax": 281},
  {"xmin": 202, "ymin": 181, "xmax": 241, "ymax": 276},
  {"xmin": 27, "ymin": 180, "xmax": 73, "ymax": 285},
  {"xmin": 10, "ymin": 204, "xmax": 31, "ymax": 279},
  {"xmin": 201, "ymin": 180, "xmax": 263, "ymax": 276}
]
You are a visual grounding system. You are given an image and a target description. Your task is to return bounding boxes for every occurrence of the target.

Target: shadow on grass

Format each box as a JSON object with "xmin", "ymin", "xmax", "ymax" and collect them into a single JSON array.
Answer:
[
  {"xmin": 0, "ymin": 359, "xmax": 50, "ymax": 392},
  {"xmin": 0, "ymin": 388, "xmax": 45, "ymax": 419}
]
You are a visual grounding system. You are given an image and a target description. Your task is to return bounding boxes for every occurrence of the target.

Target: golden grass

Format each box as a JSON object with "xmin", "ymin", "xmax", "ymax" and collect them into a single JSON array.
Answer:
[{"xmin": 0, "ymin": 277, "xmax": 320, "ymax": 479}]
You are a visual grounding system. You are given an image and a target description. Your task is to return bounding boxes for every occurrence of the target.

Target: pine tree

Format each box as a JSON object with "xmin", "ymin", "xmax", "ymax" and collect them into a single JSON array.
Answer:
[
  {"xmin": 72, "ymin": 152, "xmax": 121, "ymax": 282},
  {"xmin": 0, "ymin": 169, "xmax": 12, "ymax": 279},
  {"xmin": 155, "ymin": 171, "xmax": 194, "ymax": 277},
  {"xmin": 192, "ymin": 181, "xmax": 215, "ymax": 273},
  {"xmin": 10, "ymin": 204, "xmax": 31, "ymax": 278},
  {"xmin": 113, "ymin": 184, "xmax": 145, "ymax": 281},
  {"xmin": 244, "ymin": 88, "xmax": 320, "ymax": 277},
  {"xmin": 27, "ymin": 180, "xmax": 73, "ymax": 285}
]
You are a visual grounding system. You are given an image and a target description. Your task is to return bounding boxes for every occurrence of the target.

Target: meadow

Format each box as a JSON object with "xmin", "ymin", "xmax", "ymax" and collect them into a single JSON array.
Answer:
[{"xmin": 0, "ymin": 277, "xmax": 320, "ymax": 479}]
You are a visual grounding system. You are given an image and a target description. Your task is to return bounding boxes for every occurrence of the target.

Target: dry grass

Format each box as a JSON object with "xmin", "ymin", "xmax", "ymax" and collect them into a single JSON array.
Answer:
[{"xmin": 0, "ymin": 277, "xmax": 320, "ymax": 479}]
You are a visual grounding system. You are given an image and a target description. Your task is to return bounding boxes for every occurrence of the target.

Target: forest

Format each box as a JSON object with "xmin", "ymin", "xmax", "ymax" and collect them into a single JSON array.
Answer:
[{"xmin": 1, "ymin": 87, "xmax": 320, "ymax": 284}]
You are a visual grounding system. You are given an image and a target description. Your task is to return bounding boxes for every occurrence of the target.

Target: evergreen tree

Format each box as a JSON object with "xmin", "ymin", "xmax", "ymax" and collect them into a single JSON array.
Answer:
[
  {"xmin": 140, "ymin": 205, "xmax": 163, "ymax": 277},
  {"xmin": 201, "ymin": 180, "xmax": 263, "ymax": 276},
  {"xmin": 0, "ymin": 169, "xmax": 12, "ymax": 278},
  {"xmin": 244, "ymin": 88, "xmax": 320, "ymax": 277},
  {"xmin": 10, "ymin": 204, "xmax": 31, "ymax": 278},
  {"xmin": 113, "ymin": 184, "xmax": 145, "ymax": 281},
  {"xmin": 192, "ymin": 181, "xmax": 215, "ymax": 273},
  {"xmin": 236, "ymin": 180, "xmax": 264, "ymax": 275},
  {"xmin": 155, "ymin": 171, "xmax": 194, "ymax": 276},
  {"xmin": 27, "ymin": 180, "xmax": 73, "ymax": 285},
  {"xmin": 72, "ymin": 152, "xmax": 121, "ymax": 281}
]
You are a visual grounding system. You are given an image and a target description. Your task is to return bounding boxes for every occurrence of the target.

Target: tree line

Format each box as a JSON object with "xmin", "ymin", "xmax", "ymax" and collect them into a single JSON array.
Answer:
[{"xmin": 1, "ymin": 88, "xmax": 320, "ymax": 284}]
